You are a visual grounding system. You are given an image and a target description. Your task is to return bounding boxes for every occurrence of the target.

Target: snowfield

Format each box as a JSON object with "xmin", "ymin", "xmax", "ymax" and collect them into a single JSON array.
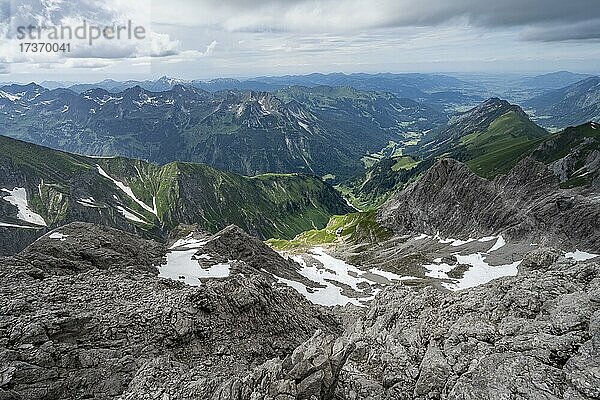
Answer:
[
  {"xmin": 1, "ymin": 187, "xmax": 47, "ymax": 226},
  {"xmin": 424, "ymin": 253, "xmax": 521, "ymax": 291},
  {"xmin": 158, "ymin": 239, "xmax": 231, "ymax": 285}
]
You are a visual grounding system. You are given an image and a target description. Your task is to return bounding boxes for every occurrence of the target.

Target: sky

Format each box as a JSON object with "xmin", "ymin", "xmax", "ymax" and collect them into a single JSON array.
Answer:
[{"xmin": 0, "ymin": 0, "xmax": 599, "ymax": 82}]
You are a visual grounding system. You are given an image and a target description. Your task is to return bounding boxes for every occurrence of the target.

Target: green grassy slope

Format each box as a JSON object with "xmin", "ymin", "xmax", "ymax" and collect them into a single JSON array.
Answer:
[
  {"xmin": 461, "ymin": 111, "xmax": 550, "ymax": 178},
  {"xmin": 530, "ymin": 122, "xmax": 600, "ymax": 188},
  {"xmin": 267, "ymin": 211, "xmax": 393, "ymax": 250},
  {"xmin": 0, "ymin": 135, "xmax": 352, "ymax": 240}
]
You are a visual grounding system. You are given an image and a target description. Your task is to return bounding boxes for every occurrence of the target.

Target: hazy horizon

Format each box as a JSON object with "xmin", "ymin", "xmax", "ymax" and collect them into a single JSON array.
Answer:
[{"xmin": 1, "ymin": 70, "xmax": 598, "ymax": 86}]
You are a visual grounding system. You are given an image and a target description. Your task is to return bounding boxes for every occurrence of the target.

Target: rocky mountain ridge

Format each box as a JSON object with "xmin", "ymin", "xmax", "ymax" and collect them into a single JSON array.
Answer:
[
  {"xmin": 1, "ymin": 219, "xmax": 598, "ymax": 399},
  {"xmin": 0, "ymin": 135, "xmax": 352, "ymax": 255},
  {"xmin": 526, "ymin": 76, "xmax": 600, "ymax": 129},
  {"xmin": 379, "ymin": 157, "xmax": 600, "ymax": 250},
  {"xmin": 0, "ymin": 222, "xmax": 341, "ymax": 399},
  {"xmin": 59, "ymin": 72, "xmax": 484, "ymax": 112},
  {"xmin": 0, "ymin": 82, "xmax": 445, "ymax": 181}
]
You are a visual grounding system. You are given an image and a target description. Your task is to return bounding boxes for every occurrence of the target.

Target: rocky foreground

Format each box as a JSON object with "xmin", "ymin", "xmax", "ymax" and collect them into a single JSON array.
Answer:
[{"xmin": 1, "ymin": 222, "xmax": 599, "ymax": 399}]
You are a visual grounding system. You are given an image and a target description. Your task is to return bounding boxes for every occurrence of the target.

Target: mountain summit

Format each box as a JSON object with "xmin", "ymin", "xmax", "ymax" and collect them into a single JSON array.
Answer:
[{"xmin": 412, "ymin": 98, "xmax": 549, "ymax": 177}]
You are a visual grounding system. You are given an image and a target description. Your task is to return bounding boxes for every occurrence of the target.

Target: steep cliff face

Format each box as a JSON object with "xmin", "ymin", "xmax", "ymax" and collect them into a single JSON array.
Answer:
[{"xmin": 378, "ymin": 157, "xmax": 600, "ymax": 250}]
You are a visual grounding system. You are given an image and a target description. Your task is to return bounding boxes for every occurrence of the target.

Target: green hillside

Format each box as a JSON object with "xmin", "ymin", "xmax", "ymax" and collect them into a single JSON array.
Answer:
[
  {"xmin": 0, "ymin": 135, "xmax": 353, "ymax": 250},
  {"xmin": 531, "ymin": 122, "xmax": 600, "ymax": 188},
  {"xmin": 461, "ymin": 110, "xmax": 550, "ymax": 178},
  {"xmin": 267, "ymin": 211, "xmax": 393, "ymax": 250},
  {"xmin": 336, "ymin": 101, "xmax": 551, "ymax": 210}
]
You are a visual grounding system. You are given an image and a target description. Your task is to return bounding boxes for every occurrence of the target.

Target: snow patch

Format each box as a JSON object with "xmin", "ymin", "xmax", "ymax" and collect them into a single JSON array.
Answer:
[
  {"xmin": 434, "ymin": 234, "xmax": 505, "ymax": 250},
  {"xmin": 169, "ymin": 234, "xmax": 208, "ymax": 249},
  {"xmin": 77, "ymin": 197, "xmax": 100, "ymax": 208},
  {"xmin": 449, "ymin": 238, "xmax": 476, "ymax": 247},
  {"xmin": 565, "ymin": 250, "xmax": 598, "ymax": 261},
  {"xmin": 436, "ymin": 235, "xmax": 476, "ymax": 246},
  {"xmin": 424, "ymin": 252, "xmax": 520, "ymax": 291},
  {"xmin": 368, "ymin": 267, "xmax": 418, "ymax": 283},
  {"xmin": 116, "ymin": 206, "xmax": 146, "ymax": 224},
  {"xmin": 0, "ymin": 221, "xmax": 42, "ymax": 229},
  {"xmin": 488, "ymin": 235, "xmax": 506, "ymax": 252},
  {"xmin": 96, "ymin": 165, "xmax": 157, "ymax": 216},
  {"xmin": 158, "ymin": 249, "xmax": 230, "ymax": 286},
  {"xmin": 298, "ymin": 121, "xmax": 311, "ymax": 133},
  {"xmin": 275, "ymin": 247, "xmax": 419, "ymax": 307},
  {"xmin": 49, "ymin": 232, "xmax": 68, "ymax": 241},
  {"xmin": 0, "ymin": 91, "xmax": 22, "ymax": 101},
  {"xmin": 1, "ymin": 187, "xmax": 46, "ymax": 226}
]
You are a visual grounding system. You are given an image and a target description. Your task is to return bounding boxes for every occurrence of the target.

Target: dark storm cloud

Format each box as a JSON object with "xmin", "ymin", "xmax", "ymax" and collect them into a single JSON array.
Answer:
[
  {"xmin": 155, "ymin": 0, "xmax": 600, "ymax": 41},
  {"xmin": 521, "ymin": 19, "xmax": 600, "ymax": 42}
]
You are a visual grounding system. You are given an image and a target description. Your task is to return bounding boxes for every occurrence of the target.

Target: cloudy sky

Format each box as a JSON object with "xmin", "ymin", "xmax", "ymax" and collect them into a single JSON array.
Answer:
[{"xmin": 1, "ymin": 0, "xmax": 599, "ymax": 82}]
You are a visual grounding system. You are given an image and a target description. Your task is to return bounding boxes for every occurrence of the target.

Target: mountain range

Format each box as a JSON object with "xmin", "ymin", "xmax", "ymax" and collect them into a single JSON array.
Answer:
[
  {"xmin": 0, "ymin": 135, "xmax": 352, "ymax": 255},
  {"xmin": 56, "ymin": 73, "xmax": 486, "ymax": 112},
  {"xmin": 519, "ymin": 71, "xmax": 595, "ymax": 91},
  {"xmin": 342, "ymin": 100, "xmax": 599, "ymax": 208},
  {"xmin": 0, "ymin": 83, "xmax": 446, "ymax": 181},
  {"xmin": 1, "ymin": 71, "xmax": 600, "ymax": 399},
  {"xmin": 525, "ymin": 76, "xmax": 600, "ymax": 129}
]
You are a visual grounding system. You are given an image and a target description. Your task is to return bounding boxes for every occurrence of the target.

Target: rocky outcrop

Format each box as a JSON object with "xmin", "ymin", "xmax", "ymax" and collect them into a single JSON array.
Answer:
[
  {"xmin": 379, "ymin": 157, "xmax": 600, "ymax": 250},
  {"xmin": 2, "ymin": 222, "xmax": 599, "ymax": 399},
  {"xmin": 14, "ymin": 222, "xmax": 165, "ymax": 274},
  {"xmin": 201, "ymin": 225, "xmax": 308, "ymax": 282},
  {"xmin": 0, "ymin": 223, "xmax": 339, "ymax": 399},
  {"xmin": 212, "ymin": 330, "xmax": 354, "ymax": 400},
  {"xmin": 336, "ymin": 249, "xmax": 600, "ymax": 399}
]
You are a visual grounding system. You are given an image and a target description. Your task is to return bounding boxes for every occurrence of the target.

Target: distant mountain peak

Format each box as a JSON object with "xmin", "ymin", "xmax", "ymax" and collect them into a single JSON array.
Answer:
[
  {"xmin": 157, "ymin": 75, "xmax": 188, "ymax": 85},
  {"xmin": 415, "ymin": 97, "xmax": 548, "ymax": 176},
  {"xmin": 450, "ymin": 97, "xmax": 519, "ymax": 127},
  {"xmin": 525, "ymin": 75, "xmax": 600, "ymax": 128},
  {"xmin": 1, "ymin": 82, "xmax": 45, "ymax": 93}
]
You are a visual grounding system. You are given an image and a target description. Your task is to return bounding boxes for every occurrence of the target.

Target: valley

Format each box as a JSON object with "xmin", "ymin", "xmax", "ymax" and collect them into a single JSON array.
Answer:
[{"xmin": 1, "ymin": 70, "xmax": 599, "ymax": 400}]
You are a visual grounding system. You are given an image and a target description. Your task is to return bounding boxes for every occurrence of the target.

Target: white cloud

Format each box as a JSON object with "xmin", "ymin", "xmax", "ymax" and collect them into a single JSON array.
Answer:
[
  {"xmin": 0, "ymin": 0, "xmax": 182, "ymax": 70},
  {"xmin": 147, "ymin": 32, "xmax": 180, "ymax": 57},
  {"xmin": 1, "ymin": 0, "xmax": 599, "ymax": 80},
  {"xmin": 64, "ymin": 58, "xmax": 110, "ymax": 68}
]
